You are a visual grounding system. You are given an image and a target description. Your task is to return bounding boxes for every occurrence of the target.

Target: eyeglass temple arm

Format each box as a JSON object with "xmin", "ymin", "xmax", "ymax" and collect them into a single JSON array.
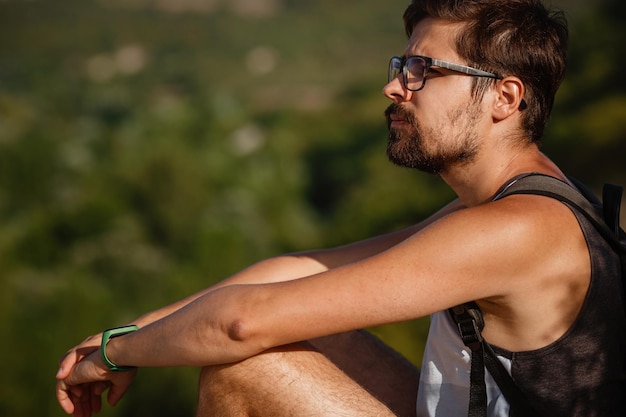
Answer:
[{"xmin": 430, "ymin": 58, "xmax": 501, "ymax": 79}]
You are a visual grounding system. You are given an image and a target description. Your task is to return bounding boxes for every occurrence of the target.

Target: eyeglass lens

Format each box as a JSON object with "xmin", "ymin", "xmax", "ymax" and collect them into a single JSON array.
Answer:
[
  {"xmin": 389, "ymin": 58, "xmax": 402, "ymax": 83},
  {"xmin": 388, "ymin": 56, "xmax": 427, "ymax": 91}
]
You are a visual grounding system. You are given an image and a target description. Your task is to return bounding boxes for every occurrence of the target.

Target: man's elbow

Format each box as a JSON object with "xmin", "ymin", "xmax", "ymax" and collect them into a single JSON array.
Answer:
[
  {"xmin": 224, "ymin": 312, "xmax": 271, "ymax": 353},
  {"xmin": 227, "ymin": 318, "xmax": 248, "ymax": 342},
  {"xmin": 215, "ymin": 286, "xmax": 277, "ymax": 356}
]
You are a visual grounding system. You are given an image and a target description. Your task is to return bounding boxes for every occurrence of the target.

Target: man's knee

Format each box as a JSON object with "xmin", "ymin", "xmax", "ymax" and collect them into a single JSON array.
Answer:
[
  {"xmin": 197, "ymin": 361, "xmax": 262, "ymax": 417},
  {"xmin": 195, "ymin": 341, "xmax": 399, "ymax": 417},
  {"xmin": 197, "ymin": 362, "xmax": 240, "ymax": 399},
  {"xmin": 196, "ymin": 343, "xmax": 318, "ymax": 417}
]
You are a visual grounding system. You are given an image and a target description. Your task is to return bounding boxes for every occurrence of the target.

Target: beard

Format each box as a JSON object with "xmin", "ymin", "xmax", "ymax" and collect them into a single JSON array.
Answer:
[{"xmin": 385, "ymin": 102, "xmax": 482, "ymax": 174}]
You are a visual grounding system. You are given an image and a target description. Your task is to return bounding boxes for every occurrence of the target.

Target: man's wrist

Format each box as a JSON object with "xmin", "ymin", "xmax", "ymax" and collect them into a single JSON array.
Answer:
[{"xmin": 100, "ymin": 325, "xmax": 139, "ymax": 372}]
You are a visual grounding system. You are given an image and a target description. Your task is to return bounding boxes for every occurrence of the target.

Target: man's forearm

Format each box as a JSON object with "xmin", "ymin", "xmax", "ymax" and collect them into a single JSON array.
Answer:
[{"xmin": 104, "ymin": 285, "xmax": 264, "ymax": 368}]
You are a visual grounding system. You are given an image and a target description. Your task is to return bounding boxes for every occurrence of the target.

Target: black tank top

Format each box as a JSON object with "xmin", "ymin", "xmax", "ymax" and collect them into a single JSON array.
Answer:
[{"xmin": 491, "ymin": 204, "xmax": 626, "ymax": 416}]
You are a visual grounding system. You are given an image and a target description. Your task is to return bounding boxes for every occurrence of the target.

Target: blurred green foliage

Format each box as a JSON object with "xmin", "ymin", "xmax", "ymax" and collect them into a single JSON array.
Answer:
[{"xmin": 0, "ymin": 0, "xmax": 624, "ymax": 416}]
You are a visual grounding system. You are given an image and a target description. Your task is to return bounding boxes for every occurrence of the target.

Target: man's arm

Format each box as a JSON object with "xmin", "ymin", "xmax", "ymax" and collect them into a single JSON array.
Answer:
[
  {"xmin": 66, "ymin": 197, "xmax": 537, "ymax": 373},
  {"xmin": 95, "ymin": 194, "xmax": 585, "ymax": 367}
]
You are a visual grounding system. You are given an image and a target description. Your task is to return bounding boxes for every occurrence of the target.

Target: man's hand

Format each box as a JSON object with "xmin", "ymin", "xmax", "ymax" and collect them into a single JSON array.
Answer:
[{"xmin": 56, "ymin": 339, "xmax": 137, "ymax": 417}]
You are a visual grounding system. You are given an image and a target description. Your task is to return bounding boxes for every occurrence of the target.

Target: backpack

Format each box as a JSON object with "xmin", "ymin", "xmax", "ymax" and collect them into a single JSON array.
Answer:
[{"xmin": 448, "ymin": 173, "xmax": 626, "ymax": 417}]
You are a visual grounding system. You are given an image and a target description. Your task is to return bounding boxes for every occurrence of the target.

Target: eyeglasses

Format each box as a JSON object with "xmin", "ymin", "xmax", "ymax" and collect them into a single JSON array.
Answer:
[{"xmin": 388, "ymin": 55, "xmax": 502, "ymax": 92}]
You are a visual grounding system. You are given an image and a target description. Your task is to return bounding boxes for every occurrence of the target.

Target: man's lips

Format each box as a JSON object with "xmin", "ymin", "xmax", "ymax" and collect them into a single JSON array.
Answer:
[{"xmin": 388, "ymin": 114, "xmax": 408, "ymax": 125}]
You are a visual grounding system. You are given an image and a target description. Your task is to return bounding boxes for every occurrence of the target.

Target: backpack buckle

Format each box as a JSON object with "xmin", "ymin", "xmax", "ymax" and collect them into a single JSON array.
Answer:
[{"xmin": 450, "ymin": 304, "xmax": 484, "ymax": 352}]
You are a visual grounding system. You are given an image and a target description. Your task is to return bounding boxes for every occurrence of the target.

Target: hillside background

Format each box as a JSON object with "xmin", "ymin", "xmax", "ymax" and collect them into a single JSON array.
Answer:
[{"xmin": 1, "ymin": 0, "xmax": 624, "ymax": 416}]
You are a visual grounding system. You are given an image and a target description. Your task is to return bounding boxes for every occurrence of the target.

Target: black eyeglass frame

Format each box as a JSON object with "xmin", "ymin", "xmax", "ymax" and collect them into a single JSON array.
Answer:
[{"xmin": 389, "ymin": 55, "xmax": 503, "ymax": 92}]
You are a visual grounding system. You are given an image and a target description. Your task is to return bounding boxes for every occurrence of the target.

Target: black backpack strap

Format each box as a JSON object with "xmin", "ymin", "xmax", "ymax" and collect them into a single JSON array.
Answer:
[
  {"xmin": 564, "ymin": 176, "xmax": 623, "ymax": 241},
  {"xmin": 449, "ymin": 303, "xmax": 545, "ymax": 417},
  {"xmin": 602, "ymin": 183, "xmax": 623, "ymax": 239},
  {"xmin": 449, "ymin": 303, "xmax": 487, "ymax": 417}
]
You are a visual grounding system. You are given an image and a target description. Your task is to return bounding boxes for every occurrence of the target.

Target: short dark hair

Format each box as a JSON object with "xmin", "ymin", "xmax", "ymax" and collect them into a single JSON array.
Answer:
[{"xmin": 403, "ymin": 0, "xmax": 568, "ymax": 143}]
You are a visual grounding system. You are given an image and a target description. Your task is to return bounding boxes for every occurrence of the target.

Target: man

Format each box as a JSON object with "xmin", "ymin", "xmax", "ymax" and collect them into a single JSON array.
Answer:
[{"xmin": 56, "ymin": 1, "xmax": 626, "ymax": 416}]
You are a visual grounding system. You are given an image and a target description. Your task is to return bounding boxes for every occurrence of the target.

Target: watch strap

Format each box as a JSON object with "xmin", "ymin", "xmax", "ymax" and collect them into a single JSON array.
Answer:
[{"xmin": 101, "ymin": 325, "xmax": 139, "ymax": 372}]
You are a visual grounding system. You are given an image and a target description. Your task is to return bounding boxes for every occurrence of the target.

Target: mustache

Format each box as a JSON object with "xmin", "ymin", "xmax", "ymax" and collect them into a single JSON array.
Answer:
[{"xmin": 384, "ymin": 103, "xmax": 416, "ymax": 127}]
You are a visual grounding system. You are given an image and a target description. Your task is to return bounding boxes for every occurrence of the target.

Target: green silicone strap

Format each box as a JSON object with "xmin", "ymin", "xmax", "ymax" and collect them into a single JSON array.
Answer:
[{"xmin": 100, "ymin": 325, "xmax": 139, "ymax": 372}]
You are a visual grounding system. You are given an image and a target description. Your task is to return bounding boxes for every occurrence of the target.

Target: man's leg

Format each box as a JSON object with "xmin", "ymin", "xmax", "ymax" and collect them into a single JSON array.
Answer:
[
  {"xmin": 196, "ymin": 330, "xmax": 419, "ymax": 417},
  {"xmin": 310, "ymin": 330, "xmax": 420, "ymax": 416}
]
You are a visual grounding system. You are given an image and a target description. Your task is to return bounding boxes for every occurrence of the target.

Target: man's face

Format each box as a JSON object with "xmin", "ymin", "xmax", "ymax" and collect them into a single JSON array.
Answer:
[{"xmin": 384, "ymin": 18, "xmax": 487, "ymax": 174}]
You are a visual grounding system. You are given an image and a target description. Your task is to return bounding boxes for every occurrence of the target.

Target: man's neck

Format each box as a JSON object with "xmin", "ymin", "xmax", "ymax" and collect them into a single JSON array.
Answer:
[{"xmin": 440, "ymin": 145, "xmax": 565, "ymax": 207}]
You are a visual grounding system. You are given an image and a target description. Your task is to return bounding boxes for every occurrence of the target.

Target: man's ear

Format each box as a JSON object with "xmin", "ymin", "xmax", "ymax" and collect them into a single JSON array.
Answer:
[{"xmin": 492, "ymin": 76, "xmax": 525, "ymax": 121}]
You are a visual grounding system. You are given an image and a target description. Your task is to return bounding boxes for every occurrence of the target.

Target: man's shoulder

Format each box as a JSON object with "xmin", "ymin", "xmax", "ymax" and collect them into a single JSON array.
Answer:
[{"xmin": 438, "ymin": 193, "xmax": 578, "ymax": 240}]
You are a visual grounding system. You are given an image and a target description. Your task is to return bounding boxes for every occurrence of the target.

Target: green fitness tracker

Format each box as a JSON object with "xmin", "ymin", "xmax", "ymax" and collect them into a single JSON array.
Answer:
[{"xmin": 101, "ymin": 324, "xmax": 139, "ymax": 372}]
